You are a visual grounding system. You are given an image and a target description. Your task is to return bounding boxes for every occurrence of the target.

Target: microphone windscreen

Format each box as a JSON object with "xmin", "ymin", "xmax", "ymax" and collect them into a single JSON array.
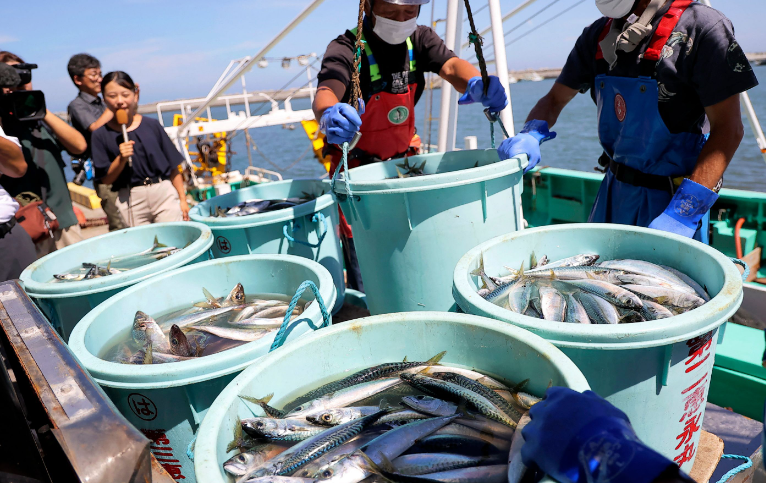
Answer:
[
  {"xmin": 115, "ymin": 109, "xmax": 128, "ymax": 125},
  {"xmin": 0, "ymin": 63, "xmax": 21, "ymax": 88}
]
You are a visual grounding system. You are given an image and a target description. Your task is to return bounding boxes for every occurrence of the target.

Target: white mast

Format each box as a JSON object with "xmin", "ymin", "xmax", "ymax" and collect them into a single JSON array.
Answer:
[
  {"xmin": 488, "ymin": 0, "xmax": 515, "ymax": 136},
  {"xmin": 437, "ymin": 0, "xmax": 463, "ymax": 152}
]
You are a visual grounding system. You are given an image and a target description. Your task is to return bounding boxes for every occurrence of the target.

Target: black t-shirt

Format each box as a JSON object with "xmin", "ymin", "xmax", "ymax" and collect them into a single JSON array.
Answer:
[
  {"xmin": 317, "ymin": 19, "xmax": 456, "ymax": 105},
  {"xmin": 91, "ymin": 116, "xmax": 184, "ymax": 191},
  {"xmin": 557, "ymin": 2, "xmax": 758, "ymax": 134}
]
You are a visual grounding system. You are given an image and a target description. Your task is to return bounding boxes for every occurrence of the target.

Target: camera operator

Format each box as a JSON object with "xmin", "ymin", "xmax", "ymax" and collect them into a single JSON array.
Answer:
[
  {"xmin": 0, "ymin": 51, "xmax": 87, "ymax": 257},
  {"xmin": 0, "ymin": 63, "xmax": 36, "ymax": 281},
  {"xmin": 67, "ymin": 53, "xmax": 125, "ymax": 231}
]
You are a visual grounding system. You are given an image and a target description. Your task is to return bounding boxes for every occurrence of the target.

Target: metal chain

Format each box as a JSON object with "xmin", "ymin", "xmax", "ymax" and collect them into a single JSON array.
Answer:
[{"xmin": 349, "ymin": 0, "xmax": 366, "ymax": 111}]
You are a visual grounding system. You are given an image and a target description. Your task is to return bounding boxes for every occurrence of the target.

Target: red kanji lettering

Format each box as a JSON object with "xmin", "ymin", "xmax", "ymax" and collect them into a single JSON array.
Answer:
[
  {"xmin": 679, "ymin": 386, "xmax": 706, "ymax": 422},
  {"xmin": 161, "ymin": 463, "xmax": 186, "ymax": 480},
  {"xmin": 675, "ymin": 414, "xmax": 701, "ymax": 450},
  {"xmin": 681, "ymin": 373, "xmax": 708, "ymax": 394},
  {"xmin": 674, "ymin": 443, "xmax": 696, "ymax": 466}
]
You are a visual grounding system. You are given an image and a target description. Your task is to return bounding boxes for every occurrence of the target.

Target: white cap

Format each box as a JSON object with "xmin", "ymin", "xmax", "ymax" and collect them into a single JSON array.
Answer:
[{"xmin": 595, "ymin": 0, "xmax": 635, "ymax": 18}]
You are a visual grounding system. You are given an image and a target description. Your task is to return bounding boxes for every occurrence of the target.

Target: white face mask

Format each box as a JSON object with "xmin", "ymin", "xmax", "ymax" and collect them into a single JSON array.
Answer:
[
  {"xmin": 595, "ymin": 0, "xmax": 635, "ymax": 18},
  {"xmin": 372, "ymin": 15, "xmax": 418, "ymax": 45}
]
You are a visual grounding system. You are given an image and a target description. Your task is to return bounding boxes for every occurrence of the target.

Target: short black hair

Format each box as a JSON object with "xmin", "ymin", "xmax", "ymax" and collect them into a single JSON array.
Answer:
[
  {"xmin": 101, "ymin": 71, "xmax": 137, "ymax": 93},
  {"xmin": 67, "ymin": 53, "xmax": 100, "ymax": 84}
]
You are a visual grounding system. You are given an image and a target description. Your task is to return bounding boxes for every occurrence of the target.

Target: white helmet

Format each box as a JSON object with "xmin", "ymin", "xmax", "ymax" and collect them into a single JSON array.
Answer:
[{"xmin": 595, "ymin": 0, "xmax": 636, "ymax": 18}]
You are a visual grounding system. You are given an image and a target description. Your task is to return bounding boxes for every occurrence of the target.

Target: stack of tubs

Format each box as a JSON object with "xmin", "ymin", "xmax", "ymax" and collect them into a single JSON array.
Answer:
[
  {"xmin": 68, "ymin": 254, "xmax": 337, "ymax": 483},
  {"xmin": 188, "ymin": 179, "xmax": 345, "ymax": 312},
  {"xmin": 193, "ymin": 311, "xmax": 591, "ymax": 483},
  {"xmin": 452, "ymin": 224, "xmax": 744, "ymax": 471},
  {"xmin": 332, "ymin": 150, "xmax": 526, "ymax": 314},
  {"xmin": 19, "ymin": 222, "xmax": 213, "ymax": 342}
]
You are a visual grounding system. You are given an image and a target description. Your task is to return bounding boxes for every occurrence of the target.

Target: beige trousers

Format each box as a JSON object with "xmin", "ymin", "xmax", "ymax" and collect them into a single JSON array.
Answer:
[
  {"xmin": 116, "ymin": 180, "xmax": 183, "ymax": 227},
  {"xmin": 35, "ymin": 224, "xmax": 84, "ymax": 258}
]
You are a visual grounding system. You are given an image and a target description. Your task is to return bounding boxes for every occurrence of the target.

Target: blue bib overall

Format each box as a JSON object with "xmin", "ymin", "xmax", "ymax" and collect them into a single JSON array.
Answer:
[{"xmin": 587, "ymin": 0, "xmax": 711, "ymax": 243}]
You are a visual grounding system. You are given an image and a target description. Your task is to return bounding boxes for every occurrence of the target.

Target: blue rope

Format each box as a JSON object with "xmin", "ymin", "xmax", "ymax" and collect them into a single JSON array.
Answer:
[
  {"xmin": 330, "ymin": 141, "xmax": 353, "ymax": 202},
  {"xmin": 485, "ymin": 108, "xmax": 510, "ymax": 150},
  {"xmin": 730, "ymin": 257, "xmax": 750, "ymax": 281},
  {"xmin": 269, "ymin": 280, "xmax": 332, "ymax": 352},
  {"xmin": 283, "ymin": 212, "xmax": 329, "ymax": 248},
  {"xmin": 186, "ymin": 435, "xmax": 196, "ymax": 462},
  {"xmin": 715, "ymin": 454, "xmax": 752, "ymax": 483}
]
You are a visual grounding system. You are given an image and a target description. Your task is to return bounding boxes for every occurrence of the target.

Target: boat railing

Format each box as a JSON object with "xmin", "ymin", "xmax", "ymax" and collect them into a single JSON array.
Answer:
[{"xmin": 244, "ymin": 166, "xmax": 283, "ymax": 184}]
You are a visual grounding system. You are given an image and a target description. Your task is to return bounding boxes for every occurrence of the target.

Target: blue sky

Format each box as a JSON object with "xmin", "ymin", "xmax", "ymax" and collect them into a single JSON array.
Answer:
[{"xmin": 5, "ymin": 0, "xmax": 764, "ymax": 111}]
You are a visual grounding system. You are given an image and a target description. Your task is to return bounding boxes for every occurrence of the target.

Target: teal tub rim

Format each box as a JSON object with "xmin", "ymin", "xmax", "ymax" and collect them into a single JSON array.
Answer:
[
  {"xmin": 19, "ymin": 222, "xmax": 213, "ymax": 297},
  {"xmin": 453, "ymin": 224, "xmax": 744, "ymax": 346},
  {"xmin": 193, "ymin": 311, "xmax": 591, "ymax": 481},
  {"xmin": 67, "ymin": 254, "xmax": 337, "ymax": 389},
  {"xmin": 188, "ymin": 179, "xmax": 334, "ymax": 228},
  {"xmin": 331, "ymin": 151, "xmax": 528, "ymax": 195}
]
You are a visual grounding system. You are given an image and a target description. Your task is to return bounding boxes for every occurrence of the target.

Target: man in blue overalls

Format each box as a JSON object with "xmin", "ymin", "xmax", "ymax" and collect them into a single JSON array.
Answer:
[{"xmin": 498, "ymin": 0, "xmax": 758, "ymax": 243}]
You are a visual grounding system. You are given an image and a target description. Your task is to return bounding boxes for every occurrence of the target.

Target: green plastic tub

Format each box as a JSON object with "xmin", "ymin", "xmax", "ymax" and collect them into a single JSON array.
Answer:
[
  {"xmin": 332, "ymin": 150, "xmax": 526, "ymax": 315},
  {"xmin": 193, "ymin": 311, "xmax": 590, "ymax": 483},
  {"xmin": 68, "ymin": 254, "xmax": 337, "ymax": 483},
  {"xmin": 188, "ymin": 179, "xmax": 345, "ymax": 313},
  {"xmin": 19, "ymin": 222, "xmax": 213, "ymax": 342},
  {"xmin": 452, "ymin": 224, "xmax": 744, "ymax": 471}
]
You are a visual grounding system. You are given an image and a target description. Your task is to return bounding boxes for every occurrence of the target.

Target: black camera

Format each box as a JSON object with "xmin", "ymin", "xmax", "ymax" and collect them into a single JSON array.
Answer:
[{"xmin": 0, "ymin": 62, "xmax": 47, "ymax": 135}]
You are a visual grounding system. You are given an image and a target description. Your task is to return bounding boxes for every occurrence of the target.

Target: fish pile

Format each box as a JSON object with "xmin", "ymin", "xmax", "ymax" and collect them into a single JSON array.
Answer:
[
  {"xmin": 473, "ymin": 253, "xmax": 711, "ymax": 324},
  {"xmin": 211, "ymin": 193, "xmax": 318, "ymax": 218},
  {"xmin": 223, "ymin": 352, "xmax": 540, "ymax": 483},
  {"xmin": 52, "ymin": 236, "xmax": 180, "ymax": 282},
  {"xmin": 104, "ymin": 283, "xmax": 310, "ymax": 364}
]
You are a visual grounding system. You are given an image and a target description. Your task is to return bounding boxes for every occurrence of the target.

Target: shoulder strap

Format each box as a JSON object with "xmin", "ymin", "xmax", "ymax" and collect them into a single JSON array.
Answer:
[
  {"xmin": 642, "ymin": 0, "xmax": 692, "ymax": 62},
  {"xmin": 595, "ymin": 19, "xmax": 613, "ymax": 61}
]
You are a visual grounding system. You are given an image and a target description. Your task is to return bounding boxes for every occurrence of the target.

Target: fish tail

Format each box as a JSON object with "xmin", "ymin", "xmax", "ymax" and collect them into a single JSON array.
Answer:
[
  {"xmin": 202, "ymin": 287, "xmax": 217, "ymax": 303},
  {"xmin": 530, "ymin": 251, "xmax": 538, "ymax": 269},
  {"xmin": 153, "ymin": 235, "xmax": 167, "ymax": 249},
  {"xmin": 402, "ymin": 356, "xmax": 408, "ymax": 362},
  {"xmin": 425, "ymin": 350, "xmax": 446, "ymax": 365}
]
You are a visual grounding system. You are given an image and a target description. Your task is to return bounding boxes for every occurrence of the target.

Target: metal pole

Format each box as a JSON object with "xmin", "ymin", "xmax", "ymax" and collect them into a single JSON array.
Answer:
[
  {"xmin": 460, "ymin": 0, "xmax": 539, "ymax": 51},
  {"xmin": 438, "ymin": 0, "xmax": 462, "ymax": 152},
  {"xmin": 242, "ymin": 75, "xmax": 251, "ymax": 117},
  {"xmin": 697, "ymin": 0, "xmax": 766, "ymax": 163},
  {"xmin": 177, "ymin": 0, "xmax": 326, "ymax": 136},
  {"xmin": 488, "ymin": 0, "xmax": 515, "ymax": 136}
]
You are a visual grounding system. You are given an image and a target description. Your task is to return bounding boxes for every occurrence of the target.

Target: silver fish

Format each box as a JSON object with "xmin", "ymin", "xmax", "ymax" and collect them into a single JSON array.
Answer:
[
  {"xmin": 639, "ymin": 300, "xmax": 674, "ymax": 321},
  {"xmin": 189, "ymin": 325, "xmax": 271, "ymax": 342},
  {"xmin": 539, "ymin": 286, "xmax": 566, "ymax": 322},
  {"xmin": 575, "ymin": 292, "xmax": 620, "ymax": 324},
  {"xmin": 660, "ymin": 265, "xmax": 710, "ymax": 301},
  {"xmin": 285, "ymin": 378, "xmax": 404, "ymax": 420},
  {"xmin": 132, "ymin": 311, "xmax": 171, "ymax": 353},
  {"xmin": 224, "ymin": 447, "xmax": 275, "ymax": 477},
  {"xmin": 362, "ymin": 414, "xmax": 462, "ymax": 466},
  {"xmin": 564, "ymin": 293, "xmax": 590, "ymax": 324},
  {"xmin": 242, "ymin": 418, "xmax": 327, "ymax": 442},
  {"xmin": 562, "ymin": 279, "xmax": 643, "ymax": 309},
  {"xmin": 508, "ymin": 279, "xmax": 534, "ymax": 314},
  {"xmin": 291, "ymin": 431, "xmax": 384, "ymax": 479},
  {"xmin": 507, "ymin": 413, "xmax": 531, "ymax": 483},
  {"xmin": 392, "ymin": 453, "xmax": 487, "ymax": 476},
  {"xmin": 401, "ymin": 395, "xmax": 458, "ymax": 417},
  {"xmin": 397, "ymin": 464, "xmax": 509, "ymax": 483},
  {"xmin": 621, "ymin": 284, "xmax": 705, "ymax": 309},
  {"xmin": 470, "ymin": 255, "xmax": 498, "ymax": 292},
  {"xmin": 614, "ymin": 273, "xmax": 696, "ymax": 293},
  {"xmin": 599, "ymin": 259, "xmax": 691, "ymax": 289},
  {"xmin": 163, "ymin": 305, "xmax": 241, "ymax": 329}
]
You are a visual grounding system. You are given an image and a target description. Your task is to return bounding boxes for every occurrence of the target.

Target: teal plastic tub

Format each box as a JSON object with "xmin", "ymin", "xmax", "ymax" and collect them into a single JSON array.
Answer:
[
  {"xmin": 19, "ymin": 222, "xmax": 213, "ymax": 342},
  {"xmin": 193, "ymin": 311, "xmax": 590, "ymax": 483},
  {"xmin": 68, "ymin": 254, "xmax": 337, "ymax": 483},
  {"xmin": 452, "ymin": 224, "xmax": 744, "ymax": 472},
  {"xmin": 188, "ymin": 179, "xmax": 345, "ymax": 313},
  {"xmin": 332, "ymin": 150, "xmax": 526, "ymax": 315}
]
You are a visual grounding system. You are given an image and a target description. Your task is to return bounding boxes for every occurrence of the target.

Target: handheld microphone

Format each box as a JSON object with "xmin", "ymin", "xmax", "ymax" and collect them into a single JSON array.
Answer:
[{"xmin": 115, "ymin": 109, "xmax": 132, "ymax": 167}]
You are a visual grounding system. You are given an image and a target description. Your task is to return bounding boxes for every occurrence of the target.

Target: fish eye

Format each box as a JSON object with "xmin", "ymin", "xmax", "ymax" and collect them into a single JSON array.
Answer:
[
  {"xmin": 322, "ymin": 414, "xmax": 332, "ymax": 422},
  {"xmin": 171, "ymin": 338, "xmax": 178, "ymax": 344},
  {"xmin": 255, "ymin": 421, "xmax": 264, "ymax": 428},
  {"xmin": 415, "ymin": 395, "xmax": 425, "ymax": 400},
  {"xmin": 322, "ymin": 470, "xmax": 333, "ymax": 478}
]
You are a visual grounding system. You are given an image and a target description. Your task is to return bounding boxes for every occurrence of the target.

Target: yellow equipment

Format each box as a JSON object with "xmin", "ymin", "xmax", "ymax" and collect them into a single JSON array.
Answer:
[
  {"xmin": 173, "ymin": 114, "xmax": 229, "ymax": 177},
  {"xmin": 301, "ymin": 119, "xmax": 332, "ymax": 172}
]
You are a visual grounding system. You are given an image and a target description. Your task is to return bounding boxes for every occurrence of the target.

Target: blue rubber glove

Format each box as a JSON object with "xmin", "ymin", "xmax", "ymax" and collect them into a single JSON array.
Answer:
[
  {"xmin": 84, "ymin": 159, "xmax": 94, "ymax": 181},
  {"xmin": 457, "ymin": 75, "xmax": 508, "ymax": 112},
  {"xmin": 319, "ymin": 103, "xmax": 363, "ymax": 145},
  {"xmin": 648, "ymin": 179, "xmax": 719, "ymax": 238},
  {"xmin": 521, "ymin": 387, "xmax": 686, "ymax": 483},
  {"xmin": 497, "ymin": 120, "xmax": 557, "ymax": 173}
]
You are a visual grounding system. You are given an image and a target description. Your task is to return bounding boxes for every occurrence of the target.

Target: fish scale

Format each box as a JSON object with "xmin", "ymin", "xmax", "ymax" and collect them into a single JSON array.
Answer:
[
  {"xmin": 275, "ymin": 409, "xmax": 387, "ymax": 475},
  {"xmin": 434, "ymin": 372, "xmax": 523, "ymax": 421}
]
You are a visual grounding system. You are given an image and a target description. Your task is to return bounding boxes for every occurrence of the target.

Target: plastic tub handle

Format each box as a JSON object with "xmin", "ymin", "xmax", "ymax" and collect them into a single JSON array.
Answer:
[
  {"xmin": 269, "ymin": 280, "xmax": 332, "ymax": 352},
  {"xmin": 283, "ymin": 212, "xmax": 329, "ymax": 248}
]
